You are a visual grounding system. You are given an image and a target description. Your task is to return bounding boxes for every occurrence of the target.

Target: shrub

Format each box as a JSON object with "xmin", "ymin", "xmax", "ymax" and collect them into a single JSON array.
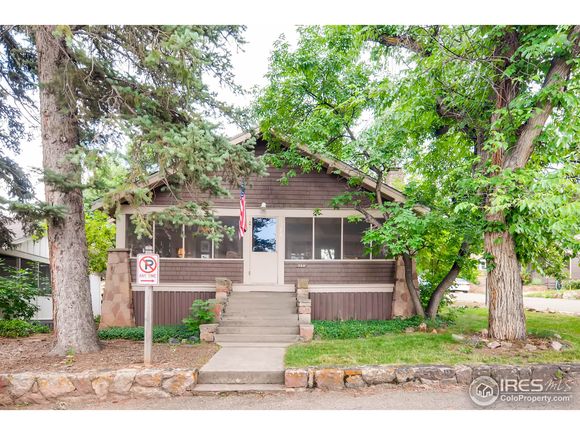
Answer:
[
  {"xmin": 564, "ymin": 280, "xmax": 580, "ymax": 291},
  {"xmin": 182, "ymin": 299, "xmax": 215, "ymax": 334},
  {"xmin": 98, "ymin": 325, "xmax": 194, "ymax": 343},
  {"xmin": 313, "ymin": 315, "xmax": 453, "ymax": 340},
  {"xmin": 0, "ymin": 262, "xmax": 43, "ymax": 320},
  {"xmin": 0, "ymin": 319, "xmax": 50, "ymax": 338}
]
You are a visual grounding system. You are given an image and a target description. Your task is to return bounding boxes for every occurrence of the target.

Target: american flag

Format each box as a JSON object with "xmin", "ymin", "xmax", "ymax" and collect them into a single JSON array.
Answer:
[{"xmin": 238, "ymin": 183, "xmax": 247, "ymax": 239}]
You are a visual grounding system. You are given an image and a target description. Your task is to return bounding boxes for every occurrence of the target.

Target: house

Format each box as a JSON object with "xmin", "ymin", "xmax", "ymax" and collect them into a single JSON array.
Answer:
[
  {"xmin": 0, "ymin": 223, "xmax": 101, "ymax": 323},
  {"xmin": 98, "ymin": 132, "xmax": 419, "ymax": 330}
]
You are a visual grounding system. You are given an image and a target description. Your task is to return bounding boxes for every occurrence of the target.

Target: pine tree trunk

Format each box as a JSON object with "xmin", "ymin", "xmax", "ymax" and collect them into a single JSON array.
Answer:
[
  {"xmin": 36, "ymin": 26, "xmax": 100, "ymax": 355},
  {"xmin": 485, "ymin": 211, "xmax": 526, "ymax": 340}
]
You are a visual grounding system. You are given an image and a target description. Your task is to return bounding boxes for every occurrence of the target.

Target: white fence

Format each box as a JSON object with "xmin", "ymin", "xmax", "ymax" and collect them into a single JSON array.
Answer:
[{"xmin": 32, "ymin": 274, "xmax": 102, "ymax": 321}]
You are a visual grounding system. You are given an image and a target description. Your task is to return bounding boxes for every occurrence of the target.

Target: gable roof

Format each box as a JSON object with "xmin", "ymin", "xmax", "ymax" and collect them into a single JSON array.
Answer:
[{"xmin": 93, "ymin": 130, "xmax": 428, "ymax": 213}]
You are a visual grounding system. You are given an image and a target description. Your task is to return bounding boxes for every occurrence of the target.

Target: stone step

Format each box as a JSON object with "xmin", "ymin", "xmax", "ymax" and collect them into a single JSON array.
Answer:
[
  {"xmin": 219, "ymin": 319, "xmax": 299, "ymax": 327},
  {"xmin": 229, "ymin": 293, "xmax": 296, "ymax": 298},
  {"xmin": 217, "ymin": 342, "xmax": 295, "ymax": 348},
  {"xmin": 214, "ymin": 334, "xmax": 300, "ymax": 343},
  {"xmin": 221, "ymin": 314, "xmax": 299, "ymax": 321},
  {"xmin": 216, "ymin": 326, "xmax": 299, "ymax": 335},
  {"xmin": 226, "ymin": 300, "xmax": 297, "ymax": 307},
  {"xmin": 192, "ymin": 383, "xmax": 286, "ymax": 393},
  {"xmin": 197, "ymin": 370, "xmax": 285, "ymax": 384},
  {"xmin": 225, "ymin": 308, "xmax": 298, "ymax": 315}
]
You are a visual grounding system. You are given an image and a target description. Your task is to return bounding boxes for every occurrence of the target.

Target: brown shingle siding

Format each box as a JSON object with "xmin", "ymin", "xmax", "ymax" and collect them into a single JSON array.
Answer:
[
  {"xmin": 284, "ymin": 261, "xmax": 395, "ymax": 285},
  {"xmin": 130, "ymin": 258, "xmax": 243, "ymax": 283},
  {"xmin": 311, "ymin": 291, "xmax": 393, "ymax": 320}
]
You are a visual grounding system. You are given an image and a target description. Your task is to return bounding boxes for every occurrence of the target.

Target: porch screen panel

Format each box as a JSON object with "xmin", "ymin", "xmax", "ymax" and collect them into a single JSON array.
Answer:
[
  {"xmin": 343, "ymin": 220, "xmax": 370, "ymax": 259},
  {"xmin": 126, "ymin": 215, "xmax": 153, "ymax": 257},
  {"xmin": 314, "ymin": 218, "xmax": 341, "ymax": 260},
  {"xmin": 184, "ymin": 225, "xmax": 212, "ymax": 259},
  {"xmin": 155, "ymin": 222, "xmax": 183, "ymax": 258},
  {"xmin": 285, "ymin": 218, "xmax": 313, "ymax": 260},
  {"xmin": 215, "ymin": 216, "xmax": 242, "ymax": 258}
]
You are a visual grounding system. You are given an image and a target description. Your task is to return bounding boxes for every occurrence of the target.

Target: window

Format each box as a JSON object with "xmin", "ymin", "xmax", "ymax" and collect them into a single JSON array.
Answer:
[
  {"xmin": 154, "ymin": 221, "xmax": 183, "ymax": 258},
  {"xmin": 315, "ymin": 218, "xmax": 341, "ymax": 260},
  {"xmin": 252, "ymin": 217, "xmax": 277, "ymax": 252},
  {"xmin": 126, "ymin": 215, "xmax": 152, "ymax": 257},
  {"xmin": 0, "ymin": 254, "xmax": 18, "ymax": 277},
  {"xmin": 285, "ymin": 218, "xmax": 313, "ymax": 260},
  {"xmin": 214, "ymin": 217, "xmax": 242, "ymax": 258},
  {"xmin": 184, "ymin": 225, "xmax": 212, "ymax": 259},
  {"xmin": 343, "ymin": 220, "xmax": 370, "ymax": 259},
  {"xmin": 38, "ymin": 263, "xmax": 51, "ymax": 294}
]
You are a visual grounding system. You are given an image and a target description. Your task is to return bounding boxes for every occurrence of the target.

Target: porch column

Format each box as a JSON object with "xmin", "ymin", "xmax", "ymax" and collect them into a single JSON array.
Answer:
[
  {"xmin": 391, "ymin": 256, "xmax": 418, "ymax": 317},
  {"xmin": 100, "ymin": 248, "xmax": 135, "ymax": 328}
]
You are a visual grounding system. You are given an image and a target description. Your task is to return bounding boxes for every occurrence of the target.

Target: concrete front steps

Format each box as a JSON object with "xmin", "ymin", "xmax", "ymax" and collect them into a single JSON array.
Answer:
[
  {"xmin": 214, "ymin": 291, "xmax": 300, "ymax": 345},
  {"xmin": 195, "ymin": 292, "xmax": 299, "ymax": 392}
]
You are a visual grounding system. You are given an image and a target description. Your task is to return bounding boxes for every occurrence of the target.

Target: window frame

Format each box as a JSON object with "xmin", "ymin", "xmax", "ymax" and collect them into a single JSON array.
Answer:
[
  {"xmin": 284, "ymin": 217, "xmax": 389, "ymax": 261},
  {"xmin": 126, "ymin": 216, "xmax": 243, "ymax": 260}
]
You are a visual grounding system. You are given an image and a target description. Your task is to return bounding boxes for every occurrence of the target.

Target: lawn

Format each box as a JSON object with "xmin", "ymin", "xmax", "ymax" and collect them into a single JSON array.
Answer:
[
  {"xmin": 525, "ymin": 290, "xmax": 580, "ymax": 300},
  {"xmin": 285, "ymin": 308, "xmax": 580, "ymax": 367}
]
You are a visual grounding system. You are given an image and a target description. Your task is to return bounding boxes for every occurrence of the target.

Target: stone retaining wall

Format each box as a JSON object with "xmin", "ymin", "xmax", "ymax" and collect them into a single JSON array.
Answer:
[
  {"xmin": 284, "ymin": 364, "xmax": 580, "ymax": 390},
  {"xmin": 0, "ymin": 368, "xmax": 198, "ymax": 406}
]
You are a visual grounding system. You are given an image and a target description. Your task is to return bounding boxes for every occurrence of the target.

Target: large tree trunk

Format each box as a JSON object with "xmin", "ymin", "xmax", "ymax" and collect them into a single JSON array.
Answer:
[
  {"xmin": 36, "ymin": 26, "xmax": 100, "ymax": 355},
  {"xmin": 485, "ymin": 212, "xmax": 526, "ymax": 340}
]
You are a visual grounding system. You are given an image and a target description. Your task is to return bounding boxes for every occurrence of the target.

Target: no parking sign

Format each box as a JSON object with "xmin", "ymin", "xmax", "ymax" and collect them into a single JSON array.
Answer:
[{"xmin": 136, "ymin": 253, "xmax": 159, "ymax": 285}]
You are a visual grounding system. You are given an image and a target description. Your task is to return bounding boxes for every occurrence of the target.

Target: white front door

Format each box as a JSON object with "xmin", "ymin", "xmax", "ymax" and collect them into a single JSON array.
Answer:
[{"xmin": 248, "ymin": 217, "xmax": 278, "ymax": 284}]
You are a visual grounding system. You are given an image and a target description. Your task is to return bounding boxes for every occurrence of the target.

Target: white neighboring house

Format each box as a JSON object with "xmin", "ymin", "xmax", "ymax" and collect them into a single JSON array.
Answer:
[{"xmin": 0, "ymin": 223, "xmax": 101, "ymax": 324}]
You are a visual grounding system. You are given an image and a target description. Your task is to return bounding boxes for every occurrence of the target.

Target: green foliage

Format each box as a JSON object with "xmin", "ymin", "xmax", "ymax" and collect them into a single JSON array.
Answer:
[
  {"xmin": 312, "ymin": 316, "xmax": 450, "ymax": 340},
  {"xmin": 0, "ymin": 261, "xmax": 42, "ymax": 320},
  {"xmin": 182, "ymin": 299, "xmax": 215, "ymax": 334},
  {"xmin": 256, "ymin": 25, "xmax": 580, "ymax": 319},
  {"xmin": 85, "ymin": 210, "xmax": 116, "ymax": 274},
  {"xmin": 0, "ymin": 319, "xmax": 49, "ymax": 338},
  {"xmin": 98, "ymin": 325, "xmax": 194, "ymax": 343},
  {"xmin": 0, "ymin": 24, "xmax": 267, "ymax": 259},
  {"xmin": 564, "ymin": 280, "xmax": 580, "ymax": 291},
  {"xmin": 286, "ymin": 308, "xmax": 580, "ymax": 367}
]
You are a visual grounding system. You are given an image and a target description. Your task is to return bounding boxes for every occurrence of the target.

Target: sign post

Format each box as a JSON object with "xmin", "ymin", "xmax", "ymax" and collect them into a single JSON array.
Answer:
[{"xmin": 136, "ymin": 247, "xmax": 159, "ymax": 366}]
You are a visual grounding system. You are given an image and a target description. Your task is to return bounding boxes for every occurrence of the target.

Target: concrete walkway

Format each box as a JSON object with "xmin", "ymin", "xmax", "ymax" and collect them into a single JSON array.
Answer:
[
  {"xmin": 453, "ymin": 292, "xmax": 580, "ymax": 315},
  {"xmin": 196, "ymin": 344, "xmax": 287, "ymax": 387}
]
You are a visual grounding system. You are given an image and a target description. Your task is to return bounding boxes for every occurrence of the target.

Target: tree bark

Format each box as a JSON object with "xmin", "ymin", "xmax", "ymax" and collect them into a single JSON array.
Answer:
[
  {"xmin": 401, "ymin": 253, "xmax": 425, "ymax": 317},
  {"xmin": 485, "ymin": 212, "xmax": 527, "ymax": 340},
  {"xmin": 36, "ymin": 26, "xmax": 100, "ymax": 355}
]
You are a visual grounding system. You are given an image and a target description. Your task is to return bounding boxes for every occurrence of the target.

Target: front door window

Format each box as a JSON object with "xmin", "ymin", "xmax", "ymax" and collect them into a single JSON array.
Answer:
[{"xmin": 252, "ymin": 217, "xmax": 277, "ymax": 252}]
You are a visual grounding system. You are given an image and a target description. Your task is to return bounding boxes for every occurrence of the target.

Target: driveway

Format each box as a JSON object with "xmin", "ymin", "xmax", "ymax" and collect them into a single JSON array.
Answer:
[
  {"xmin": 453, "ymin": 293, "xmax": 580, "ymax": 315},
  {"xmin": 18, "ymin": 383, "xmax": 578, "ymax": 410}
]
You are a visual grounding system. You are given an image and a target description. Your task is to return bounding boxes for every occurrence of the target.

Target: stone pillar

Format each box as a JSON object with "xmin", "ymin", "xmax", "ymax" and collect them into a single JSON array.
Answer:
[
  {"xmin": 296, "ymin": 278, "xmax": 312, "ymax": 324},
  {"xmin": 100, "ymin": 249, "xmax": 135, "ymax": 328},
  {"xmin": 213, "ymin": 277, "xmax": 232, "ymax": 321},
  {"xmin": 391, "ymin": 256, "xmax": 418, "ymax": 318}
]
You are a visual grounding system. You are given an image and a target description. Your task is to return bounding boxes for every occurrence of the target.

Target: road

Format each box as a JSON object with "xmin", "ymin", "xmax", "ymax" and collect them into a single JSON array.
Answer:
[
  {"xmin": 453, "ymin": 292, "xmax": 580, "ymax": 315},
  {"xmin": 18, "ymin": 383, "xmax": 578, "ymax": 410}
]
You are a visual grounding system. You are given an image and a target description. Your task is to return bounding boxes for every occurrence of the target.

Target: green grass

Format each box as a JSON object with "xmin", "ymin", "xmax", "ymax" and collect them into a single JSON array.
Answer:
[
  {"xmin": 98, "ymin": 325, "xmax": 196, "ymax": 343},
  {"xmin": 525, "ymin": 290, "xmax": 580, "ymax": 299},
  {"xmin": 285, "ymin": 308, "xmax": 580, "ymax": 367}
]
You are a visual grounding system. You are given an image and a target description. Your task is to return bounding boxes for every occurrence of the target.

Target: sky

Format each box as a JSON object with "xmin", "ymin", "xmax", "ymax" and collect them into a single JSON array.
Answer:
[{"xmin": 11, "ymin": 24, "xmax": 299, "ymax": 201}]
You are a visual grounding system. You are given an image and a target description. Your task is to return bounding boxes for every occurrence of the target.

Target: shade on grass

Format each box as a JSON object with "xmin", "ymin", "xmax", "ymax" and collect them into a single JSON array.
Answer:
[{"xmin": 285, "ymin": 308, "xmax": 580, "ymax": 367}]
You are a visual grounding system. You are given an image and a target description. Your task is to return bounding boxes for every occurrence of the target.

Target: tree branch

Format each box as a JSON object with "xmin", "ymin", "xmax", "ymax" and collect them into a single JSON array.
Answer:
[
  {"xmin": 503, "ymin": 25, "xmax": 580, "ymax": 170},
  {"xmin": 425, "ymin": 241, "xmax": 470, "ymax": 318}
]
